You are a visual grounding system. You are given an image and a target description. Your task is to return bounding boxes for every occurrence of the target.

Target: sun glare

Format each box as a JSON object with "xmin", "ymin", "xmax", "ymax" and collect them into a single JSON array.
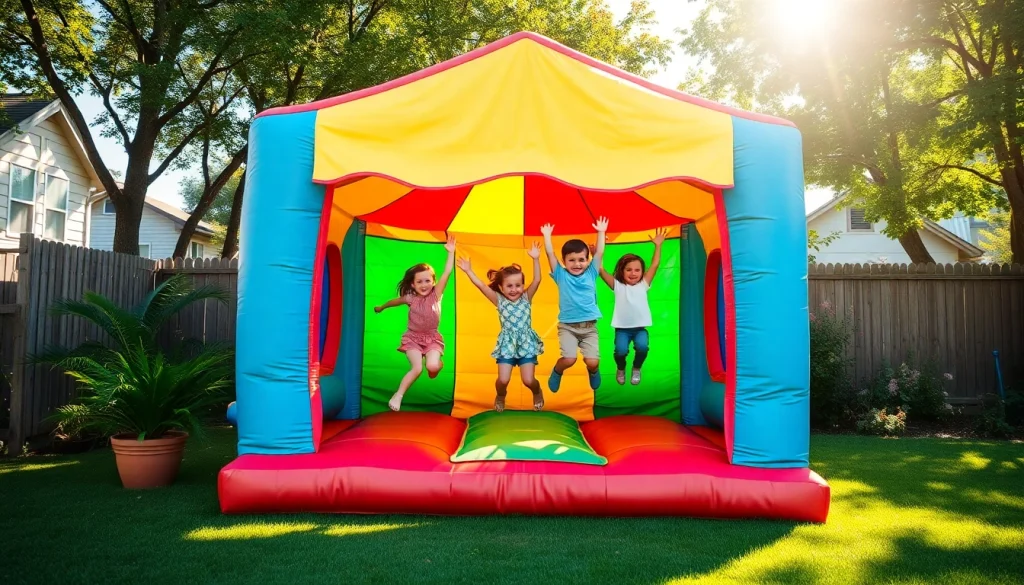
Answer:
[{"xmin": 771, "ymin": 0, "xmax": 832, "ymax": 41}]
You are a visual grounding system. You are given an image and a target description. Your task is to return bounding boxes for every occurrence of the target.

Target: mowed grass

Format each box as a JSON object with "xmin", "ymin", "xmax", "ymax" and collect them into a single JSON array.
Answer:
[{"xmin": 2, "ymin": 428, "xmax": 1023, "ymax": 585}]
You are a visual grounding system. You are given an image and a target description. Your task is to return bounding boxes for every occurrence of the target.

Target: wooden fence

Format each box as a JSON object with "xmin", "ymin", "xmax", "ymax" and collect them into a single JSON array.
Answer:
[
  {"xmin": 154, "ymin": 257, "xmax": 238, "ymax": 348},
  {"xmin": 0, "ymin": 235, "xmax": 156, "ymax": 452},
  {"xmin": 2, "ymin": 239, "xmax": 1021, "ymax": 452},
  {"xmin": 809, "ymin": 262, "xmax": 1024, "ymax": 404}
]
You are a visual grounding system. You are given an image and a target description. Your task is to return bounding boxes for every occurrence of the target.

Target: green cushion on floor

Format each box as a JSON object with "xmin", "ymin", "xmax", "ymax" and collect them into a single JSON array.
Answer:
[{"xmin": 451, "ymin": 410, "xmax": 607, "ymax": 465}]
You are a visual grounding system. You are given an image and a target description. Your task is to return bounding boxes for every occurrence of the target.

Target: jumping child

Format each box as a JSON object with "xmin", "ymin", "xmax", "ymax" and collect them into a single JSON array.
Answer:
[
  {"xmin": 599, "ymin": 227, "xmax": 667, "ymax": 385},
  {"xmin": 540, "ymin": 217, "xmax": 608, "ymax": 392},
  {"xmin": 374, "ymin": 236, "xmax": 456, "ymax": 411},
  {"xmin": 457, "ymin": 242, "xmax": 545, "ymax": 412}
]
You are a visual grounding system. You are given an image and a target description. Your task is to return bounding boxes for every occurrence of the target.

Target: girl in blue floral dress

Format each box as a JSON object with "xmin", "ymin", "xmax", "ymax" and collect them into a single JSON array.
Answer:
[{"xmin": 457, "ymin": 242, "xmax": 545, "ymax": 412}]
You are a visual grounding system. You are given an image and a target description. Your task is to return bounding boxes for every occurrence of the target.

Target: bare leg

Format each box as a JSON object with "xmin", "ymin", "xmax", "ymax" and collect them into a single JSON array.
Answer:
[
  {"xmin": 390, "ymin": 350, "xmax": 423, "ymax": 411},
  {"xmin": 521, "ymin": 363, "xmax": 544, "ymax": 410},
  {"xmin": 554, "ymin": 357, "xmax": 577, "ymax": 374},
  {"xmin": 425, "ymin": 350, "xmax": 442, "ymax": 379},
  {"xmin": 495, "ymin": 364, "xmax": 513, "ymax": 412}
]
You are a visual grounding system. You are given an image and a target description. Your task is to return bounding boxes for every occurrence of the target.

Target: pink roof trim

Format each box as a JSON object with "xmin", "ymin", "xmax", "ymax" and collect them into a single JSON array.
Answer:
[{"xmin": 257, "ymin": 31, "xmax": 795, "ymax": 128}]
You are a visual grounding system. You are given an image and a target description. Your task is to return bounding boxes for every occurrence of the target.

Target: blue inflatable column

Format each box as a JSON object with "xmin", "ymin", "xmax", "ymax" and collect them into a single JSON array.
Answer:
[
  {"xmin": 236, "ymin": 111, "xmax": 325, "ymax": 455},
  {"xmin": 721, "ymin": 117, "xmax": 810, "ymax": 468}
]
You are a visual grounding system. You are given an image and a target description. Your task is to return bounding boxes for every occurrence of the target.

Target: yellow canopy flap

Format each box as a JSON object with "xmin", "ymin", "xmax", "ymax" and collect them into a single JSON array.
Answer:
[{"xmin": 313, "ymin": 35, "xmax": 734, "ymax": 191}]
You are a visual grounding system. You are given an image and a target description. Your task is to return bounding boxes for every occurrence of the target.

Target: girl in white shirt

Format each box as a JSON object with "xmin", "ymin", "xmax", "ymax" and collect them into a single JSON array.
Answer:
[{"xmin": 599, "ymin": 228, "xmax": 666, "ymax": 385}]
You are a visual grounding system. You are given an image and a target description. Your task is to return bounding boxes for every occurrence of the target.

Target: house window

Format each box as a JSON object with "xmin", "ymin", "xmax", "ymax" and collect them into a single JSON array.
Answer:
[
  {"xmin": 44, "ymin": 175, "xmax": 69, "ymax": 241},
  {"xmin": 138, "ymin": 243, "xmax": 151, "ymax": 259},
  {"xmin": 848, "ymin": 208, "xmax": 873, "ymax": 231},
  {"xmin": 7, "ymin": 165, "xmax": 36, "ymax": 235},
  {"xmin": 189, "ymin": 242, "xmax": 205, "ymax": 258},
  {"xmin": 103, "ymin": 199, "xmax": 116, "ymax": 214}
]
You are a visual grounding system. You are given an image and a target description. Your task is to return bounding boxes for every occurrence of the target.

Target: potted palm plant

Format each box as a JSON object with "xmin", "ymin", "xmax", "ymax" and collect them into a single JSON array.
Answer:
[{"xmin": 34, "ymin": 275, "xmax": 233, "ymax": 488}]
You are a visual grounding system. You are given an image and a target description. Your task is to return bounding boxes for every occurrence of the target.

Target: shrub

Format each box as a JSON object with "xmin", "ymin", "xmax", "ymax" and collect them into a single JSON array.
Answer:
[
  {"xmin": 975, "ymin": 394, "xmax": 1016, "ymax": 439},
  {"xmin": 34, "ymin": 275, "xmax": 233, "ymax": 441},
  {"xmin": 856, "ymin": 408, "xmax": 907, "ymax": 436},
  {"xmin": 809, "ymin": 301, "xmax": 855, "ymax": 428},
  {"xmin": 862, "ymin": 359, "xmax": 952, "ymax": 422}
]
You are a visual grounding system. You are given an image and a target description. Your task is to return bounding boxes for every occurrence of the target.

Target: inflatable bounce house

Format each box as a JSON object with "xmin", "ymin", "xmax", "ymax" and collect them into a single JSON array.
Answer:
[{"xmin": 219, "ymin": 32, "xmax": 830, "ymax": 522}]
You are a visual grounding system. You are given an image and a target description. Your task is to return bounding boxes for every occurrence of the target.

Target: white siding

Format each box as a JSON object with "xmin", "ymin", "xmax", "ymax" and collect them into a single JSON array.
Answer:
[
  {"xmin": 809, "ymin": 206, "xmax": 961, "ymax": 264},
  {"xmin": 89, "ymin": 199, "xmax": 219, "ymax": 259},
  {"xmin": 0, "ymin": 115, "xmax": 94, "ymax": 248}
]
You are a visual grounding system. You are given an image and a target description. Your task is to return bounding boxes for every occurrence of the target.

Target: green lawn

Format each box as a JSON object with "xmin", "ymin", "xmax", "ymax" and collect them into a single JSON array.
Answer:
[{"xmin": 2, "ymin": 429, "xmax": 1022, "ymax": 585}]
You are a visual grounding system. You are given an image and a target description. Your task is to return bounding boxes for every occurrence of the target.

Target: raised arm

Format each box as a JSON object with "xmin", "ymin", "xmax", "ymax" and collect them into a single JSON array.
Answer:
[
  {"xmin": 457, "ymin": 257, "xmax": 499, "ymax": 306},
  {"xmin": 592, "ymin": 216, "xmax": 608, "ymax": 265},
  {"xmin": 644, "ymin": 227, "xmax": 668, "ymax": 285},
  {"xmin": 434, "ymin": 236, "xmax": 457, "ymax": 297},
  {"xmin": 540, "ymin": 223, "xmax": 559, "ymax": 274},
  {"xmin": 374, "ymin": 297, "xmax": 406, "ymax": 313},
  {"xmin": 526, "ymin": 242, "xmax": 543, "ymax": 301},
  {"xmin": 598, "ymin": 266, "xmax": 615, "ymax": 289}
]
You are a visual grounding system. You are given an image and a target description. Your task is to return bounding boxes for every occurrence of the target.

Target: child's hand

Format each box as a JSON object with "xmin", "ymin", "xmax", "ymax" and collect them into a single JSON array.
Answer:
[
  {"xmin": 457, "ymin": 257, "xmax": 472, "ymax": 272},
  {"xmin": 651, "ymin": 227, "xmax": 668, "ymax": 245},
  {"xmin": 527, "ymin": 242, "xmax": 541, "ymax": 258},
  {"xmin": 540, "ymin": 223, "xmax": 554, "ymax": 237},
  {"xmin": 445, "ymin": 235, "xmax": 456, "ymax": 253},
  {"xmin": 592, "ymin": 216, "xmax": 609, "ymax": 232},
  {"xmin": 374, "ymin": 305, "xmax": 383, "ymax": 314}
]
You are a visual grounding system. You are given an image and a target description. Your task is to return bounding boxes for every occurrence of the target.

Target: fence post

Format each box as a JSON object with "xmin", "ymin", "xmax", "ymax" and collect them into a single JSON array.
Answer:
[{"xmin": 6, "ymin": 234, "xmax": 33, "ymax": 456}]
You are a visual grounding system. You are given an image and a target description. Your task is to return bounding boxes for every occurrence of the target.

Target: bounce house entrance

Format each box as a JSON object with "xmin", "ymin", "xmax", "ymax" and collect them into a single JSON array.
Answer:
[
  {"xmin": 220, "ymin": 32, "xmax": 830, "ymax": 521},
  {"xmin": 317, "ymin": 175, "xmax": 727, "ymax": 427}
]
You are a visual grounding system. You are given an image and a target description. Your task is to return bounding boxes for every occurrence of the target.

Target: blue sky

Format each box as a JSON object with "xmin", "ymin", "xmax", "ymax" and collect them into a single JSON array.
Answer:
[{"xmin": 79, "ymin": 0, "xmax": 830, "ymax": 212}]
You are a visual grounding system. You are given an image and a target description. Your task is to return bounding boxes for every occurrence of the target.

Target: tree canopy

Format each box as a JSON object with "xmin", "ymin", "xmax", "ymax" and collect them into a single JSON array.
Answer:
[{"xmin": 679, "ymin": 0, "xmax": 1018, "ymax": 262}]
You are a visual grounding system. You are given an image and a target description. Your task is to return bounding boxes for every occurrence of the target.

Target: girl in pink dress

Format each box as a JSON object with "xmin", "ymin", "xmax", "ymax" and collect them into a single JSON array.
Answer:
[{"xmin": 374, "ymin": 236, "xmax": 456, "ymax": 411}]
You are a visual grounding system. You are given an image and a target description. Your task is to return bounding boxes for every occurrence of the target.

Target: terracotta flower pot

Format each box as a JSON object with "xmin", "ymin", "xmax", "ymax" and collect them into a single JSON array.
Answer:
[{"xmin": 109, "ymin": 431, "xmax": 188, "ymax": 489}]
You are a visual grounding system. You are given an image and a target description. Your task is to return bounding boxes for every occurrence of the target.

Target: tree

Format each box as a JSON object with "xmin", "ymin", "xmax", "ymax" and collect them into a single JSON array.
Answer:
[
  {"xmin": 180, "ymin": 170, "xmax": 237, "ymax": 226},
  {"xmin": 1, "ymin": 0, "xmax": 274, "ymax": 254},
  {"xmin": 901, "ymin": 0, "xmax": 1024, "ymax": 262},
  {"xmin": 979, "ymin": 208, "xmax": 1013, "ymax": 263},
  {"xmin": 178, "ymin": 0, "xmax": 672, "ymax": 258},
  {"xmin": 679, "ymin": 0, "xmax": 1000, "ymax": 263}
]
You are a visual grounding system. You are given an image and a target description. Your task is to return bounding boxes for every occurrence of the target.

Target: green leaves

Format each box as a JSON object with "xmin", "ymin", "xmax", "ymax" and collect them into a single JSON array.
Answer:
[
  {"xmin": 678, "ymin": 0, "xmax": 1014, "ymax": 261},
  {"xmin": 37, "ymin": 274, "xmax": 233, "ymax": 440}
]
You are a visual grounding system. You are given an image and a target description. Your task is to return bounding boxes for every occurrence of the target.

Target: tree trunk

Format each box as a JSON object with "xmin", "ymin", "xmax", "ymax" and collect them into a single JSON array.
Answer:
[
  {"xmin": 111, "ymin": 195, "xmax": 145, "ymax": 255},
  {"xmin": 221, "ymin": 169, "xmax": 245, "ymax": 259},
  {"xmin": 989, "ymin": 127, "xmax": 1024, "ymax": 264},
  {"xmin": 173, "ymin": 146, "xmax": 247, "ymax": 258},
  {"xmin": 1004, "ymin": 172, "xmax": 1024, "ymax": 263},
  {"xmin": 897, "ymin": 230, "xmax": 936, "ymax": 264}
]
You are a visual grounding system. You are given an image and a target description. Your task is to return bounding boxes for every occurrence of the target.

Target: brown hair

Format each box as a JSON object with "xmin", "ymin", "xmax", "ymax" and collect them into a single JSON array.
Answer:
[
  {"xmin": 613, "ymin": 254, "xmax": 646, "ymax": 284},
  {"xmin": 397, "ymin": 263, "xmax": 435, "ymax": 296},
  {"xmin": 561, "ymin": 238, "xmax": 590, "ymax": 260},
  {"xmin": 486, "ymin": 264, "xmax": 524, "ymax": 293}
]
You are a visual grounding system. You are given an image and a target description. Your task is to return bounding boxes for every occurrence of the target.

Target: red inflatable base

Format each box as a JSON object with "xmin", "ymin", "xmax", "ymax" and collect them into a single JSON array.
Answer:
[{"xmin": 219, "ymin": 412, "xmax": 830, "ymax": 522}]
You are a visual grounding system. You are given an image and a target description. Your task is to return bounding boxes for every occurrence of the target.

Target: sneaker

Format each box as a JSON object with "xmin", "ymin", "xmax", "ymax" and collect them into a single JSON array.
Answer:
[
  {"xmin": 616, "ymin": 370, "xmax": 625, "ymax": 385},
  {"xmin": 548, "ymin": 369, "xmax": 562, "ymax": 393},
  {"xmin": 630, "ymin": 368, "xmax": 641, "ymax": 385},
  {"xmin": 588, "ymin": 369, "xmax": 602, "ymax": 390}
]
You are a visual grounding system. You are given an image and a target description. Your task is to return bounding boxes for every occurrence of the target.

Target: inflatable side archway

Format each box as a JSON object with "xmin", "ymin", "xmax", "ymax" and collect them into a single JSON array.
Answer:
[{"xmin": 219, "ymin": 32, "xmax": 830, "ymax": 522}]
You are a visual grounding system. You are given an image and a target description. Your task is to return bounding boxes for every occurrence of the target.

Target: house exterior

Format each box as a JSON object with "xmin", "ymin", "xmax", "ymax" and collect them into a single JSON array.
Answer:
[
  {"xmin": 88, "ymin": 195, "xmax": 219, "ymax": 260},
  {"xmin": 0, "ymin": 94, "xmax": 101, "ymax": 249},
  {"xmin": 807, "ymin": 196, "xmax": 984, "ymax": 264}
]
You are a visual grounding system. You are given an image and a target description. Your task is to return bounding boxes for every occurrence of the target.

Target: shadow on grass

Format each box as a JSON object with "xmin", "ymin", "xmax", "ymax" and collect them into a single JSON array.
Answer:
[{"xmin": 2, "ymin": 431, "xmax": 1023, "ymax": 584}]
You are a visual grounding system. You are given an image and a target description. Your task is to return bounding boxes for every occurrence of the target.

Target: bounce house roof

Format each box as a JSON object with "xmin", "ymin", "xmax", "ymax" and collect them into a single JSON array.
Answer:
[{"xmin": 259, "ymin": 32, "xmax": 795, "ymax": 193}]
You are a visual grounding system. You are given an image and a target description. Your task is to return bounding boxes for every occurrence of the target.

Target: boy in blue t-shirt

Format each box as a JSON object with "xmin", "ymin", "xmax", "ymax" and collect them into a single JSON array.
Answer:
[{"xmin": 540, "ymin": 217, "xmax": 608, "ymax": 392}]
